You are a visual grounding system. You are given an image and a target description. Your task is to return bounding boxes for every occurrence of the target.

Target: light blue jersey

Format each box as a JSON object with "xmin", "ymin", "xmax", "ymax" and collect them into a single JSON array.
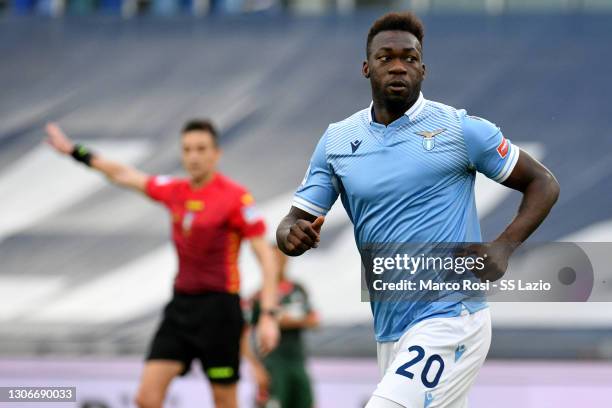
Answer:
[{"xmin": 293, "ymin": 93, "xmax": 520, "ymax": 342}]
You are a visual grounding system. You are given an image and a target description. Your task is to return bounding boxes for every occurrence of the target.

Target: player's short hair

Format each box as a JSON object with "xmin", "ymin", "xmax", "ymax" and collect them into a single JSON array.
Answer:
[
  {"xmin": 182, "ymin": 119, "xmax": 218, "ymax": 145},
  {"xmin": 366, "ymin": 12, "xmax": 425, "ymax": 58}
]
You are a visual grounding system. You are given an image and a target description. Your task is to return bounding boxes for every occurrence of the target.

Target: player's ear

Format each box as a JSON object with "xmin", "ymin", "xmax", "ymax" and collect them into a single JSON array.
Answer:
[
  {"xmin": 421, "ymin": 63, "xmax": 426, "ymax": 79},
  {"xmin": 362, "ymin": 60, "xmax": 370, "ymax": 78}
]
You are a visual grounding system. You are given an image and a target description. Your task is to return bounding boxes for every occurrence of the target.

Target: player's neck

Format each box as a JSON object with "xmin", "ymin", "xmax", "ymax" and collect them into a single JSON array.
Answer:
[
  {"xmin": 372, "ymin": 94, "xmax": 420, "ymax": 126},
  {"xmin": 190, "ymin": 172, "xmax": 216, "ymax": 189},
  {"xmin": 373, "ymin": 106, "xmax": 403, "ymax": 126}
]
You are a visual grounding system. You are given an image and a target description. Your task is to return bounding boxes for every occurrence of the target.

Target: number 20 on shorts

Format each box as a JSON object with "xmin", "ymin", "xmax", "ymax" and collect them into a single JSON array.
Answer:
[{"xmin": 395, "ymin": 345, "xmax": 445, "ymax": 388}]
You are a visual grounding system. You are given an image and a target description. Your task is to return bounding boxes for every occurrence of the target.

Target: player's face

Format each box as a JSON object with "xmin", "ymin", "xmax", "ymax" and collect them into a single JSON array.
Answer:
[
  {"xmin": 363, "ymin": 30, "xmax": 425, "ymax": 105},
  {"xmin": 181, "ymin": 131, "xmax": 220, "ymax": 181}
]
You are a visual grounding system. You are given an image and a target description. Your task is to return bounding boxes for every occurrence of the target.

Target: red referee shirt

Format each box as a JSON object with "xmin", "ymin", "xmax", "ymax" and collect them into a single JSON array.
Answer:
[{"xmin": 146, "ymin": 172, "xmax": 266, "ymax": 294}]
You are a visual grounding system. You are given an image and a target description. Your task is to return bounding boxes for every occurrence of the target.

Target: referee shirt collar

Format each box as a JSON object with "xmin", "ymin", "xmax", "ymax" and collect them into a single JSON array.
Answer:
[{"xmin": 368, "ymin": 92, "xmax": 426, "ymax": 125}]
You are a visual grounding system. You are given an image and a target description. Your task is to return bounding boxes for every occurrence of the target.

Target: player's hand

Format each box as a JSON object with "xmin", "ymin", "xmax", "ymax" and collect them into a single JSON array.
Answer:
[
  {"xmin": 460, "ymin": 242, "xmax": 514, "ymax": 282},
  {"xmin": 45, "ymin": 122, "xmax": 74, "ymax": 155},
  {"xmin": 256, "ymin": 314, "xmax": 279, "ymax": 356},
  {"xmin": 284, "ymin": 216, "xmax": 325, "ymax": 254}
]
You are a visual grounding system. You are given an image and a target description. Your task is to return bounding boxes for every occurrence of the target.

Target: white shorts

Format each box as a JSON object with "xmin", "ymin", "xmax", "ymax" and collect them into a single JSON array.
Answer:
[{"xmin": 368, "ymin": 307, "xmax": 491, "ymax": 408}]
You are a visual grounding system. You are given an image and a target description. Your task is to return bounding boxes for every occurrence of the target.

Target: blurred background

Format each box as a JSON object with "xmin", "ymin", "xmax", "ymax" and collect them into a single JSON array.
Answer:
[{"xmin": 1, "ymin": 0, "xmax": 612, "ymax": 407}]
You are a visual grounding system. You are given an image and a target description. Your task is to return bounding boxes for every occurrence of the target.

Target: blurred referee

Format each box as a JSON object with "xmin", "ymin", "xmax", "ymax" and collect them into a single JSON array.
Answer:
[{"xmin": 45, "ymin": 120, "xmax": 280, "ymax": 408}]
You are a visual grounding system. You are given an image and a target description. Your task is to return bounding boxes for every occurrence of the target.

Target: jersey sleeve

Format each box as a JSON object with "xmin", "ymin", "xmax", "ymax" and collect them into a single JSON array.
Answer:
[
  {"xmin": 228, "ymin": 190, "xmax": 266, "ymax": 239},
  {"xmin": 461, "ymin": 112, "xmax": 520, "ymax": 183},
  {"xmin": 145, "ymin": 175, "xmax": 176, "ymax": 206},
  {"xmin": 292, "ymin": 129, "xmax": 339, "ymax": 217}
]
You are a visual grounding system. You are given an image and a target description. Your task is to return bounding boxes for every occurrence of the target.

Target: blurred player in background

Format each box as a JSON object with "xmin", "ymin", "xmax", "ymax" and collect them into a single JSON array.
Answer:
[
  {"xmin": 243, "ymin": 245, "xmax": 319, "ymax": 408},
  {"xmin": 276, "ymin": 11, "xmax": 559, "ymax": 408},
  {"xmin": 45, "ymin": 120, "xmax": 279, "ymax": 408}
]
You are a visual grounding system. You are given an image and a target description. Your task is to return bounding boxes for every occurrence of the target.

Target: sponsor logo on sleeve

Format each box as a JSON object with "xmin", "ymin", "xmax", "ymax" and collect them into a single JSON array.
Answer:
[{"xmin": 497, "ymin": 137, "xmax": 509, "ymax": 158}]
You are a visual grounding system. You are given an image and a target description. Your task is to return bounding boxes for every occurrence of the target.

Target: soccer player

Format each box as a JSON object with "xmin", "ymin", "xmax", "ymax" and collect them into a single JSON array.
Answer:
[
  {"xmin": 276, "ymin": 12, "xmax": 559, "ymax": 408},
  {"xmin": 243, "ymin": 245, "xmax": 319, "ymax": 408},
  {"xmin": 45, "ymin": 120, "xmax": 280, "ymax": 408}
]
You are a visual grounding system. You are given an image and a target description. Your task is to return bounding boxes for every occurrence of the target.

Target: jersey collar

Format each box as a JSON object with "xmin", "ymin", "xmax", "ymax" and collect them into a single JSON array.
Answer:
[{"xmin": 367, "ymin": 92, "xmax": 426, "ymax": 125}]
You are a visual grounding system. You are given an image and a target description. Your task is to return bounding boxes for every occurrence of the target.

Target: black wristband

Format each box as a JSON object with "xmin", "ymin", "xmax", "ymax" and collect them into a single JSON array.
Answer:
[{"xmin": 71, "ymin": 144, "xmax": 94, "ymax": 167}]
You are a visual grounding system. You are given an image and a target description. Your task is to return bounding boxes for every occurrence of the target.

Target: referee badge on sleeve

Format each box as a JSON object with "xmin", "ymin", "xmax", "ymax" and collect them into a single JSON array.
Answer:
[
  {"xmin": 154, "ymin": 175, "xmax": 173, "ymax": 186},
  {"xmin": 242, "ymin": 205, "xmax": 262, "ymax": 224}
]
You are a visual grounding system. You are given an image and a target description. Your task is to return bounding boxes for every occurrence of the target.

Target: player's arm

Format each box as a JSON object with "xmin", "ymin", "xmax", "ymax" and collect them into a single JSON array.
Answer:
[
  {"xmin": 498, "ymin": 150, "xmax": 560, "ymax": 246},
  {"xmin": 277, "ymin": 129, "xmax": 336, "ymax": 256},
  {"xmin": 278, "ymin": 310, "xmax": 320, "ymax": 330},
  {"xmin": 472, "ymin": 150, "xmax": 559, "ymax": 282},
  {"xmin": 462, "ymin": 114, "xmax": 560, "ymax": 281},
  {"xmin": 45, "ymin": 122, "xmax": 149, "ymax": 193},
  {"xmin": 249, "ymin": 236, "xmax": 280, "ymax": 355},
  {"xmin": 240, "ymin": 326, "xmax": 270, "ymax": 393}
]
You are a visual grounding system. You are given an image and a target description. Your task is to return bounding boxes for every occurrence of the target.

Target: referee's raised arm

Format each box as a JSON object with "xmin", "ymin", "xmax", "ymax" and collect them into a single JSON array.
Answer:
[
  {"xmin": 45, "ymin": 122, "xmax": 149, "ymax": 193},
  {"xmin": 276, "ymin": 206, "xmax": 324, "ymax": 256}
]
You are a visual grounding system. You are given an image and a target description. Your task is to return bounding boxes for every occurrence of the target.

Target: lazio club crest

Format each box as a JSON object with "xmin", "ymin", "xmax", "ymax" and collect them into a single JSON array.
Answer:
[{"xmin": 416, "ymin": 128, "xmax": 446, "ymax": 151}]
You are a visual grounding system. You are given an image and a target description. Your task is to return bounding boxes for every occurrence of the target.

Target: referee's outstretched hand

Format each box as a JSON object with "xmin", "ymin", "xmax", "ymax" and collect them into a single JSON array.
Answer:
[
  {"xmin": 285, "ymin": 216, "xmax": 324, "ymax": 255},
  {"xmin": 45, "ymin": 123, "xmax": 74, "ymax": 155}
]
